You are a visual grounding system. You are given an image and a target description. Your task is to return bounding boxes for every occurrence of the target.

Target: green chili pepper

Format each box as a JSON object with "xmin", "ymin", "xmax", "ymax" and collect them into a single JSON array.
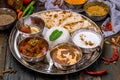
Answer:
[
  {"xmin": 26, "ymin": 6, "xmax": 34, "ymax": 16},
  {"xmin": 21, "ymin": 1, "xmax": 35, "ymax": 17},
  {"xmin": 49, "ymin": 29, "xmax": 63, "ymax": 41}
]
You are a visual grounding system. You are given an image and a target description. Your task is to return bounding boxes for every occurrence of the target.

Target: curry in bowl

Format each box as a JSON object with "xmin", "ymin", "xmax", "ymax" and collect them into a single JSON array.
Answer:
[{"xmin": 18, "ymin": 37, "xmax": 49, "ymax": 62}]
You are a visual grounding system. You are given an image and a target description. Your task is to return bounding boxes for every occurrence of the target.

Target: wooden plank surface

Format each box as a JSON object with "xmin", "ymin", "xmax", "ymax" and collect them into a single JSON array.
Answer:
[{"xmin": 0, "ymin": 30, "xmax": 10, "ymax": 74}]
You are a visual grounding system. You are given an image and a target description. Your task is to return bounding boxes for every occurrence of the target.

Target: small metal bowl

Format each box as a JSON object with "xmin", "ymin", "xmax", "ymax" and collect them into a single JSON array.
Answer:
[
  {"xmin": 18, "ymin": 36, "xmax": 49, "ymax": 62},
  {"xmin": 50, "ymin": 43, "xmax": 82, "ymax": 70},
  {"xmin": 72, "ymin": 29, "xmax": 103, "ymax": 53},
  {"xmin": 64, "ymin": 0, "xmax": 87, "ymax": 10},
  {"xmin": 84, "ymin": 1, "xmax": 110, "ymax": 21},
  {"xmin": 17, "ymin": 15, "xmax": 45, "ymax": 40},
  {"xmin": 0, "ymin": 8, "xmax": 17, "ymax": 30}
]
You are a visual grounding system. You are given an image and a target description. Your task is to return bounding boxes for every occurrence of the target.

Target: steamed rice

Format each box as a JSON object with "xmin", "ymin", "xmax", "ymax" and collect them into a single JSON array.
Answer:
[{"xmin": 44, "ymin": 27, "xmax": 70, "ymax": 48}]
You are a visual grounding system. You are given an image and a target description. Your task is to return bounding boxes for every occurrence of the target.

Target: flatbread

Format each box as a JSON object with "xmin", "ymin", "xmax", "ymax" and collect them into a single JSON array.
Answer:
[
  {"xmin": 38, "ymin": 10, "xmax": 72, "ymax": 28},
  {"xmin": 34, "ymin": 10, "xmax": 100, "ymax": 34}
]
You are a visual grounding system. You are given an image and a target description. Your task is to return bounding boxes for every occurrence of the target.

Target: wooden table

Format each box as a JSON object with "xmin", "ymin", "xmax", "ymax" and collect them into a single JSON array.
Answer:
[{"xmin": 0, "ymin": 1, "xmax": 120, "ymax": 80}]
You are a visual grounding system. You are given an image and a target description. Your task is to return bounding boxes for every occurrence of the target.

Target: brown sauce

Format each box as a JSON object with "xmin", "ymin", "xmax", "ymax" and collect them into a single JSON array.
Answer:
[{"xmin": 51, "ymin": 44, "xmax": 82, "ymax": 66}]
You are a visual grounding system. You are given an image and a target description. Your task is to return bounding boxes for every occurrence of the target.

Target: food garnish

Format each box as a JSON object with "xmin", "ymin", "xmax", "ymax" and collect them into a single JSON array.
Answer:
[
  {"xmin": 49, "ymin": 29, "xmax": 63, "ymax": 41},
  {"xmin": 85, "ymin": 69, "xmax": 107, "ymax": 75}
]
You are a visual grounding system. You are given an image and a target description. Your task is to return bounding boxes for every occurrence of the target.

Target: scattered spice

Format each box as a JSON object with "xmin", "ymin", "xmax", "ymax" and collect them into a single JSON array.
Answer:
[
  {"xmin": 53, "ymin": 0, "xmax": 61, "ymax": 6},
  {"xmin": 0, "ymin": 70, "xmax": 16, "ymax": 79},
  {"xmin": 116, "ymin": 36, "xmax": 120, "ymax": 43},
  {"xmin": 85, "ymin": 69, "xmax": 107, "ymax": 75},
  {"xmin": 111, "ymin": 38, "xmax": 120, "ymax": 47},
  {"xmin": 2, "ymin": 70, "xmax": 16, "ymax": 74},
  {"xmin": 102, "ymin": 47, "xmax": 119, "ymax": 62}
]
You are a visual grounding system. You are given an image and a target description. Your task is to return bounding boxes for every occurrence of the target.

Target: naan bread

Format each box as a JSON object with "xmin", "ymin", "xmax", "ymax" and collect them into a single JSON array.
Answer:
[
  {"xmin": 38, "ymin": 10, "xmax": 72, "ymax": 28},
  {"xmin": 33, "ymin": 10, "xmax": 100, "ymax": 34},
  {"xmin": 59, "ymin": 12, "xmax": 84, "ymax": 27}
]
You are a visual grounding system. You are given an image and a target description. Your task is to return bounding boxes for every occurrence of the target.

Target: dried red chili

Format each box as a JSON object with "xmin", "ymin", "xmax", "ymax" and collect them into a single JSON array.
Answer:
[
  {"xmin": 102, "ymin": 47, "xmax": 119, "ymax": 62},
  {"xmin": 101, "ymin": 22, "xmax": 113, "ymax": 31},
  {"xmin": 85, "ymin": 69, "xmax": 107, "ymax": 75},
  {"xmin": 106, "ymin": 22, "xmax": 113, "ymax": 31}
]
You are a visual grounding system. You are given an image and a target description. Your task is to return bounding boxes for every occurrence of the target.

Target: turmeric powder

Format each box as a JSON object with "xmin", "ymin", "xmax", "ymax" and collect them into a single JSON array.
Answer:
[{"xmin": 65, "ymin": 0, "xmax": 87, "ymax": 5}]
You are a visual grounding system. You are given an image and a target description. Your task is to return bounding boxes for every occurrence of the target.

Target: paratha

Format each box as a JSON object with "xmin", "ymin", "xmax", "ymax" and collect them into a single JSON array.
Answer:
[{"xmin": 33, "ymin": 10, "xmax": 101, "ymax": 34}]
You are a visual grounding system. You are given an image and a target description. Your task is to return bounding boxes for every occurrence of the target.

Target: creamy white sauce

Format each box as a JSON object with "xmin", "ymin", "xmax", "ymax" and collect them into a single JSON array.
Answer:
[{"xmin": 72, "ymin": 31, "xmax": 101, "ymax": 48}]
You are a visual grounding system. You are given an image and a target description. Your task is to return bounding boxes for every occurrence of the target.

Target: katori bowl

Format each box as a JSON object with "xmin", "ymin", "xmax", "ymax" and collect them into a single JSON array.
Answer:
[
  {"xmin": 50, "ymin": 43, "xmax": 82, "ymax": 70},
  {"xmin": 84, "ymin": 1, "xmax": 110, "ymax": 21},
  {"xmin": 72, "ymin": 29, "xmax": 103, "ymax": 53},
  {"xmin": 17, "ymin": 15, "xmax": 45, "ymax": 39},
  {"xmin": 0, "ymin": 8, "xmax": 17, "ymax": 30},
  {"xmin": 18, "ymin": 36, "xmax": 49, "ymax": 62}
]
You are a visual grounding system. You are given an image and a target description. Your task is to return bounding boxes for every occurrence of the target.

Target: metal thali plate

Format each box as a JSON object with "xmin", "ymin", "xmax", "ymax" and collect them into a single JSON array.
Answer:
[{"xmin": 9, "ymin": 10, "xmax": 104, "ymax": 75}]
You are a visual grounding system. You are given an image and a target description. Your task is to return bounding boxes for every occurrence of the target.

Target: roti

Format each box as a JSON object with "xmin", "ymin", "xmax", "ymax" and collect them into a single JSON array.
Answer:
[{"xmin": 33, "ymin": 10, "xmax": 101, "ymax": 34}]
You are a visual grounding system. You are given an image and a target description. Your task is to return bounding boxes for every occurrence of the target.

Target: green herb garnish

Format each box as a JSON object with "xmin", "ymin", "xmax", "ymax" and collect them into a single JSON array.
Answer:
[{"xmin": 49, "ymin": 29, "xmax": 63, "ymax": 41}]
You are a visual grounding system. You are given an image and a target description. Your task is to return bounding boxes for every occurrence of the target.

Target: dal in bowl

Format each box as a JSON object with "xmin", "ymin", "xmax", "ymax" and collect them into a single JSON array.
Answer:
[
  {"xmin": 0, "ymin": 8, "xmax": 17, "ymax": 30},
  {"xmin": 84, "ymin": 1, "xmax": 110, "ymax": 21},
  {"xmin": 50, "ymin": 43, "xmax": 82, "ymax": 70}
]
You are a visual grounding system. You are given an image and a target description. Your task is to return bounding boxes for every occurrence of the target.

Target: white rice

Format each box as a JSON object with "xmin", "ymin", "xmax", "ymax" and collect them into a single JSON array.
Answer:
[{"xmin": 44, "ymin": 27, "xmax": 70, "ymax": 49}]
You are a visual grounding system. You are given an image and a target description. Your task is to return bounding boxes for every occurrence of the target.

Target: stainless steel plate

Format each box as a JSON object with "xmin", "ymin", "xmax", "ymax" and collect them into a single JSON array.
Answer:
[{"xmin": 9, "ymin": 10, "xmax": 104, "ymax": 75}]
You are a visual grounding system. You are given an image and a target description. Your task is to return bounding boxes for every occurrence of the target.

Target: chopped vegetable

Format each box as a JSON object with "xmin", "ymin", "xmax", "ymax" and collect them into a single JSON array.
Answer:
[
  {"xmin": 21, "ymin": 1, "xmax": 35, "ymax": 17},
  {"xmin": 49, "ymin": 29, "xmax": 63, "ymax": 41},
  {"xmin": 102, "ymin": 47, "xmax": 119, "ymax": 62},
  {"xmin": 85, "ymin": 69, "xmax": 107, "ymax": 75}
]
